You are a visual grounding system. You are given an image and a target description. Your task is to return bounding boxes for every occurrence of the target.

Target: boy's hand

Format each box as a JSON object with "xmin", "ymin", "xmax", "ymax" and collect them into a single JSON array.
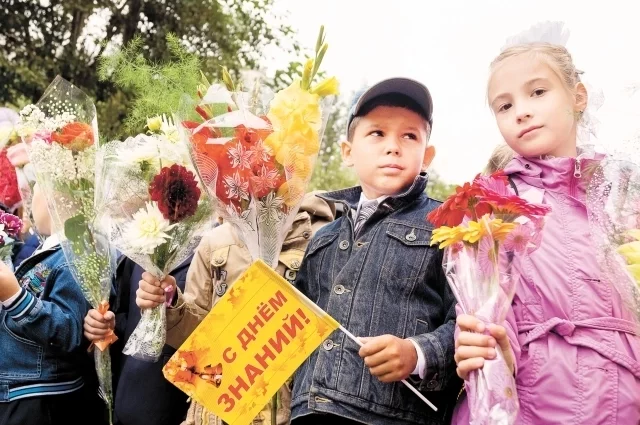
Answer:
[
  {"xmin": 358, "ymin": 334, "xmax": 418, "ymax": 382},
  {"xmin": 454, "ymin": 314, "xmax": 514, "ymax": 380},
  {"xmin": 136, "ymin": 272, "xmax": 176, "ymax": 310},
  {"xmin": 0, "ymin": 261, "xmax": 20, "ymax": 302},
  {"xmin": 84, "ymin": 309, "xmax": 116, "ymax": 342}
]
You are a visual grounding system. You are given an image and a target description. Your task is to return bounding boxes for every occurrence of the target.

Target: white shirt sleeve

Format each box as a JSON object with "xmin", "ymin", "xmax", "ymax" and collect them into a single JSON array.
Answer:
[{"xmin": 409, "ymin": 338, "xmax": 427, "ymax": 379}]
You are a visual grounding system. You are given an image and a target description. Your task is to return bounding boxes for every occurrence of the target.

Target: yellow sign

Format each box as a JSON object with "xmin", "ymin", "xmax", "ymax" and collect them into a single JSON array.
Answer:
[{"xmin": 163, "ymin": 259, "xmax": 340, "ymax": 425}]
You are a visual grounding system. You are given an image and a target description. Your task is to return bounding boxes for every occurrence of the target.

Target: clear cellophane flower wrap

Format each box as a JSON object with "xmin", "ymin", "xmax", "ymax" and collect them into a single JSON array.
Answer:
[
  {"xmin": 176, "ymin": 29, "xmax": 338, "ymax": 269},
  {"xmin": 18, "ymin": 76, "xmax": 117, "ymax": 424},
  {"xmin": 96, "ymin": 118, "xmax": 213, "ymax": 362},
  {"xmin": 428, "ymin": 172, "xmax": 551, "ymax": 425},
  {"xmin": 587, "ymin": 154, "xmax": 640, "ymax": 323}
]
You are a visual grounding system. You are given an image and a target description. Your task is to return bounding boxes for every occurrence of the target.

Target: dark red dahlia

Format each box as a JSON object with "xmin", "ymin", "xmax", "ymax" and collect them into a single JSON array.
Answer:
[{"xmin": 149, "ymin": 164, "xmax": 201, "ymax": 223}]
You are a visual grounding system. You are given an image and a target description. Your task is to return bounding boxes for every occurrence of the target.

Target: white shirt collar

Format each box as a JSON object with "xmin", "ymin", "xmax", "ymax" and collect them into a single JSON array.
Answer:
[{"xmin": 35, "ymin": 233, "xmax": 60, "ymax": 254}]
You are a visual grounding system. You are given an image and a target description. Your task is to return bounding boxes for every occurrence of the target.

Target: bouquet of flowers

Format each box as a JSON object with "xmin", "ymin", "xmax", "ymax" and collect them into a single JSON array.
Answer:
[
  {"xmin": 177, "ymin": 26, "xmax": 338, "ymax": 269},
  {"xmin": 18, "ymin": 76, "xmax": 118, "ymax": 423},
  {"xmin": 427, "ymin": 171, "xmax": 551, "ymax": 425},
  {"xmin": 587, "ymin": 156, "xmax": 640, "ymax": 322},
  {"xmin": 97, "ymin": 115, "xmax": 213, "ymax": 362},
  {"xmin": 0, "ymin": 211, "xmax": 22, "ymax": 269}
]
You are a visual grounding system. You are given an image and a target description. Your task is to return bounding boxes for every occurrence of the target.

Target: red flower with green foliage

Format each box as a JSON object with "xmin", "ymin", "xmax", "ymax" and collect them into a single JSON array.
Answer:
[{"xmin": 149, "ymin": 164, "xmax": 201, "ymax": 223}]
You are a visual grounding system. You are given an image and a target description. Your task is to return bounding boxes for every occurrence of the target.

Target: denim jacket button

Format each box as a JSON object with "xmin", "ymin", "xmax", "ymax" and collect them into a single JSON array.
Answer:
[
  {"xmin": 405, "ymin": 229, "xmax": 417, "ymax": 242},
  {"xmin": 334, "ymin": 284, "xmax": 345, "ymax": 295},
  {"xmin": 339, "ymin": 240, "xmax": 350, "ymax": 250},
  {"xmin": 285, "ymin": 269, "xmax": 297, "ymax": 281},
  {"xmin": 322, "ymin": 339, "xmax": 334, "ymax": 351}
]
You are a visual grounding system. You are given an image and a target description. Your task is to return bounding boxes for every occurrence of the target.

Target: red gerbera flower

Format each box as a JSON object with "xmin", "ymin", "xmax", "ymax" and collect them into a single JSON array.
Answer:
[
  {"xmin": 149, "ymin": 164, "xmax": 201, "ymax": 223},
  {"xmin": 427, "ymin": 182, "xmax": 485, "ymax": 227},
  {"xmin": 478, "ymin": 192, "xmax": 551, "ymax": 219}
]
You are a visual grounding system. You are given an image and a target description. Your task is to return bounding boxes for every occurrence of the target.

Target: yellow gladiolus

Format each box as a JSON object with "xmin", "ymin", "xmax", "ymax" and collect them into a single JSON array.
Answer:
[
  {"xmin": 277, "ymin": 178, "xmax": 306, "ymax": 208},
  {"xmin": 627, "ymin": 264, "xmax": 640, "ymax": 285},
  {"xmin": 267, "ymin": 81, "xmax": 322, "ymax": 133},
  {"xmin": 627, "ymin": 229, "xmax": 640, "ymax": 241},
  {"xmin": 311, "ymin": 76, "xmax": 340, "ymax": 97},
  {"xmin": 617, "ymin": 241, "xmax": 640, "ymax": 264}
]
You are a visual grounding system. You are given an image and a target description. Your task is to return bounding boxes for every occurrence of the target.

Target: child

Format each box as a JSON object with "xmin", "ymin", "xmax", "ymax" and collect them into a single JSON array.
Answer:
[
  {"xmin": 123, "ymin": 191, "xmax": 335, "ymax": 425},
  {"xmin": 83, "ymin": 257, "xmax": 192, "ymax": 425},
  {"xmin": 453, "ymin": 37, "xmax": 640, "ymax": 423},
  {"xmin": 0, "ymin": 183, "xmax": 103, "ymax": 425},
  {"xmin": 290, "ymin": 78, "xmax": 460, "ymax": 425}
]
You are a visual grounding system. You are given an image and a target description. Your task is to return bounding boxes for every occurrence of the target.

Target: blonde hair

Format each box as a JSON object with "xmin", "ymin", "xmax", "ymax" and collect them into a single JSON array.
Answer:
[
  {"xmin": 489, "ymin": 42, "xmax": 583, "ymax": 97},
  {"xmin": 484, "ymin": 144, "xmax": 515, "ymax": 175}
]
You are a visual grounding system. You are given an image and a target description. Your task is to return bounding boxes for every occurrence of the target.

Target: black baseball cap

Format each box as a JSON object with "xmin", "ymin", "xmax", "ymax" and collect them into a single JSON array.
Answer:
[{"xmin": 346, "ymin": 77, "xmax": 434, "ymax": 132}]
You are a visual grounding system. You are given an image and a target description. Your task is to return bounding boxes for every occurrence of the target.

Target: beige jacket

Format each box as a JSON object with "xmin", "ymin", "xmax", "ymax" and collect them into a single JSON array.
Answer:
[{"xmin": 166, "ymin": 191, "xmax": 335, "ymax": 425}]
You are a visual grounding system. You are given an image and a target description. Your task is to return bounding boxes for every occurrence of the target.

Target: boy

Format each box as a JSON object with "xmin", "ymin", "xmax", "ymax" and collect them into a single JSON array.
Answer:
[
  {"xmin": 290, "ymin": 78, "xmax": 459, "ymax": 425},
  {"xmin": 106, "ymin": 191, "xmax": 335, "ymax": 425},
  {"xmin": 0, "ymin": 183, "xmax": 103, "ymax": 425}
]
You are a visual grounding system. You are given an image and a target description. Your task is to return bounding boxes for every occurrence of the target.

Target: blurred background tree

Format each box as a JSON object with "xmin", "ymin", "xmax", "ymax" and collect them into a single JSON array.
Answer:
[{"xmin": 0, "ymin": 0, "xmax": 298, "ymax": 138}]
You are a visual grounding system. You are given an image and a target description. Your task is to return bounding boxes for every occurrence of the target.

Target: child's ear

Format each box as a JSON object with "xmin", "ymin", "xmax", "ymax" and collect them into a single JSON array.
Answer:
[
  {"xmin": 340, "ymin": 140, "xmax": 354, "ymax": 167},
  {"xmin": 575, "ymin": 82, "xmax": 588, "ymax": 114},
  {"xmin": 421, "ymin": 145, "xmax": 436, "ymax": 171}
]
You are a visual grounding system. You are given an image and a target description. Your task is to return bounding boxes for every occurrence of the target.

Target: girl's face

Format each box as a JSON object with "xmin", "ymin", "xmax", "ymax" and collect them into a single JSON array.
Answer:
[{"xmin": 488, "ymin": 54, "xmax": 587, "ymax": 158}]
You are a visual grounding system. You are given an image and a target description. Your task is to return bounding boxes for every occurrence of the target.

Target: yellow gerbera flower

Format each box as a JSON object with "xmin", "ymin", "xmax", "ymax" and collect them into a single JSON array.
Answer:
[
  {"xmin": 463, "ymin": 220, "xmax": 486, "ymax": 244},
  {"xmin": 489, "ymin": 219, "xmax": 517, "ymax": 242},
  {"xmin": 431, "ymin": 225, "xmax": 467, "ymax": 248}
]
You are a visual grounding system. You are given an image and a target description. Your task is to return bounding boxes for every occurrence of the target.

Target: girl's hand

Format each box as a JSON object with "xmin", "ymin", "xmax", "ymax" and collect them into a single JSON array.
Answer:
[
  {"xmin": 135, "ymin": 272, "xmax": 176, "ymax": 310},
  {"xmin": 454, "ymin": 314, "xmax": 514, "ymax": 380}
]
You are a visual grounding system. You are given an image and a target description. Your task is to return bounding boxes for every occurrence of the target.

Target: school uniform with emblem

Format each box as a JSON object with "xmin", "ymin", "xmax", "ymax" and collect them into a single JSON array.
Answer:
[
  {"xmin": 166, "ymin": 191, "xmax": 335, "ymax": 425},
  {"xmin": 0, "ymin": 236, "xmax": 105, "ymax": 425}
]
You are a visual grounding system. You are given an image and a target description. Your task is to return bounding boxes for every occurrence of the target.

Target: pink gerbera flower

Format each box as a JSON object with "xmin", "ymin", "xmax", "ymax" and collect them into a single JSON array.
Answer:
[
  {"xmin": 502, "ymin": 223, "xmax": 532, "ymax": 254},
  {"xmin": 477, "ymin": 236, "xmax": 498, "ymax": 277}
]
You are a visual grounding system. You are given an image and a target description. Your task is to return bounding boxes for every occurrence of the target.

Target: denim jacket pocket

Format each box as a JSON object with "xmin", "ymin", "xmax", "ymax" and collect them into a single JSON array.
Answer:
[
  {"xmin": 306, "ymin": 232, "xmax": 339, "ymax": 257},
  {"xmin": 383, "ymin": 222, "xmax": 434, "ymax": 284},
  {"xmin": 0, "ymin": 319, "xmax": 43, "ymax": 379}
]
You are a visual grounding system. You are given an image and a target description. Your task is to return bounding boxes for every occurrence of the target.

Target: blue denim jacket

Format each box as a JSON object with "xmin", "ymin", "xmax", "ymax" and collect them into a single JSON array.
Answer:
[
  {"xmin": 291, "ymin": 174, "xmax": 460, "ymax": 425},
  {"xmin": 0, "ymin": 246, "xmax": 90, "ymax": 402}
]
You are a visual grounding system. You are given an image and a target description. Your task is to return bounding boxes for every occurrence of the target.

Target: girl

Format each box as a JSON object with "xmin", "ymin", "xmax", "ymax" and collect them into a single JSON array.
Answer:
[{"xmin": 453, "ymin": 36, "xmax": 640, "ymax": 423}]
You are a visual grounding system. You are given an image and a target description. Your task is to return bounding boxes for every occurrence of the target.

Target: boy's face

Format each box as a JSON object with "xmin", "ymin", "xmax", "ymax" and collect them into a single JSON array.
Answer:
[
  {"xmin": 31, "ymin": 183, "xmax": 51, "ymax": 237},
  {"xmin": 341, "ymin": 106, "xmax": 435, "ymax": 199}
]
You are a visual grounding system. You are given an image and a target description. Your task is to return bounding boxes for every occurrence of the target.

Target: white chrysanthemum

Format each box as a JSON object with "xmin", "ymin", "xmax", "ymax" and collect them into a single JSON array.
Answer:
[
  {"xmin": 117, "ymin": 134, "xmax": 186, "ymax": 170},
  {"xmin": 123, "ymin": 202, "xmax": 175, "ymax": 255}
]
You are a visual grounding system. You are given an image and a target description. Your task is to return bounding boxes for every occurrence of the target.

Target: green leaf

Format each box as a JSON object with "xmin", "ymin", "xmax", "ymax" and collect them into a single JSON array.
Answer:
[{"xmin": 64, "ymin": 214, "xmax": 88, "ymax": 254}]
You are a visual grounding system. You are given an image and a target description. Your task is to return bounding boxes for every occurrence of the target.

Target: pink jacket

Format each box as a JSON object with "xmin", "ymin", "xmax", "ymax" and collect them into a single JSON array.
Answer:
[{"xmin": 453, "ymin": 154, "xmax": 640, "ymax": 424}]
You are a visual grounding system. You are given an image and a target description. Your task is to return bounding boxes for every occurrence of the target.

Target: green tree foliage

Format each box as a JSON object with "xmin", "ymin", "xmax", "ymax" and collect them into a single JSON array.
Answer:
[
  {"xmin": 0, "ymin": 0, "xmax": 297, "ymax": 138},
  {"xmin": 426, "ymin": 171, "xmax": 457, "ymax": 201}
]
